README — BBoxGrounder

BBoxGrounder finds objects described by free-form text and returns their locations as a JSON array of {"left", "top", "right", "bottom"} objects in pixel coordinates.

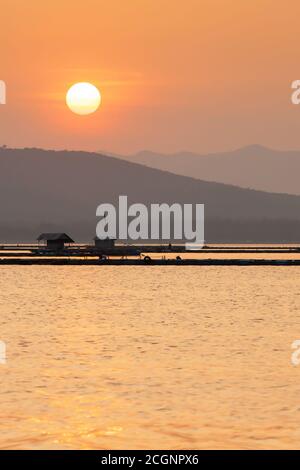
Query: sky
[{"left": 1, "top": 0, "right": 300, "bottom": 154}]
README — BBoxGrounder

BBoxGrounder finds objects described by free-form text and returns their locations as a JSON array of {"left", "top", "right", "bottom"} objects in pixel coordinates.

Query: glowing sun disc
[{"left": 66, "top": 82, "right": 101, "bottom": 115}]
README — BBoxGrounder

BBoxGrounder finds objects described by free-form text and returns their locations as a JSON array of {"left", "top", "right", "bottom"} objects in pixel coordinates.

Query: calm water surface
[{"left": 1, "top": 265, "right": 300, "bottom": 449}]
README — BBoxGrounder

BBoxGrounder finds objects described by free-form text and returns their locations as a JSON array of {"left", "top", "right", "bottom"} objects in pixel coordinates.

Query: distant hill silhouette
[
  {"left": 1, "top": 147, "right": 300, "bottom": 242},
  {"left": 117, "top": 145, "right": 300, "bottom": 195}
]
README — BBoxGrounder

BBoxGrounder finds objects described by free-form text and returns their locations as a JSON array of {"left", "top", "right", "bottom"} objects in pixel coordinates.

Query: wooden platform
[{"left": 0, "top": 258, "right": 300, "bottom": 266}]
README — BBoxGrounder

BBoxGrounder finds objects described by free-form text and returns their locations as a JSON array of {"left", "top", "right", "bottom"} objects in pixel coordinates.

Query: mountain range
[
  {"left": 116, "top": 145, "right": 300, "bottom": 196},
  {"left": 1, "top": 147, "right": 300, "bottom": 243}
]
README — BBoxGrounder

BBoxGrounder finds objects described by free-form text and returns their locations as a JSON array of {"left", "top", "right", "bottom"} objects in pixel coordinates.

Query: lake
[{"left": 0, "top": 264, "right": 300, "bottom": 449}]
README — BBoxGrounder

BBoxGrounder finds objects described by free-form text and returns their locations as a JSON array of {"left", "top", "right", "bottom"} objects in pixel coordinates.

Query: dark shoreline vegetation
[
  {"left": 1, "top": 243, "right": 300, "bottom": 266},
  {"left": 1, "top": 258, "right": 300, "bottom": 266}
]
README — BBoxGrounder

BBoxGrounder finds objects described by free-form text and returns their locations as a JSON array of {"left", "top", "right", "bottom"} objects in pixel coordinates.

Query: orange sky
[{"left": 1, "top": 0, "right": 300, "bottom": 154}]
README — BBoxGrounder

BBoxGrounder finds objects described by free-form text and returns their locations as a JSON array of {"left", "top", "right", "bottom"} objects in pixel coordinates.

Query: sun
[{"left": 66, "top": 82, "right": 101, "bottom": 115}]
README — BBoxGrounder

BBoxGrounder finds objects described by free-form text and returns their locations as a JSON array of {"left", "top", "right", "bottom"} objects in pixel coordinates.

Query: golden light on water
[{"left": 66, "top": 83, "right": 101, "bottom": 115}]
